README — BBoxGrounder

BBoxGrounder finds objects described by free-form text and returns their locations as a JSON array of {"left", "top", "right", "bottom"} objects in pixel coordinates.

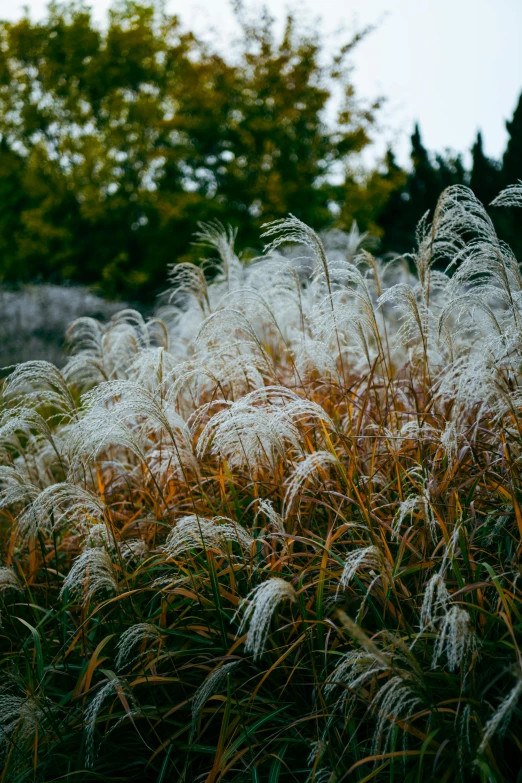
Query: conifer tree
[
  {"left": 469, "top": 131, "right": 501, "bottom": 206},
  {"left": 495, "top": 91, "right": 522, "bottom": 259},
  {"left": 502, "top": 91, "right": 522, "bottom": 184}
]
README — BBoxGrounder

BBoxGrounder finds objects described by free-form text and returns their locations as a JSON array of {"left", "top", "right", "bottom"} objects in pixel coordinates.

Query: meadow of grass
[{"left": 0, "top": 184, "right": 522, "bottom": 782}]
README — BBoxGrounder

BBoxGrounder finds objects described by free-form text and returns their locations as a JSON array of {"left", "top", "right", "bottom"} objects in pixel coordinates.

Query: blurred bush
[{"left": 0, "top": 284, "right": 124, "bottom": 367}]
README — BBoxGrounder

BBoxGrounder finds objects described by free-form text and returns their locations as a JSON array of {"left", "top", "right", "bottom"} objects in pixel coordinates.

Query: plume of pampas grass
[
  {"left": 115, "top": 623, "right": 162, "bottom": 670},
  {"left": 283, "top": 450, "right": 339, "bottom": 516},
  {"left": 60, "top": 547, "right": 117, "bottom": 605},
  {"left": 17, "top": 483, "right": 105, "bottom": 539},
  {"left": 237, "top": 577, "right": 297, "bottom": 660},
  {"left": 191, "top": 661, "right": 240, "bottom": 732},
  {"left": 196, "top": 386, "right": 332, "bottom": 471},
  {"left": 84, "top": 678, "right": 138, "bottom": 768},
  {"left": 477, "top": 676, "right": 522, "bottom": 756},
  {"left": 164, "top": 515, "right": 253, "bottom": 559},
  {"left": 0, "top": 693, "right": 44, "bottom": 753},
  {"left": 0, "top": 567, "right": 22, "bottom": 593}
]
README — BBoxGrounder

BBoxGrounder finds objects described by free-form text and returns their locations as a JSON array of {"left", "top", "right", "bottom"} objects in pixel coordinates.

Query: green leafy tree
[{"left": 0, "top": 1, "right": 378, "bottom": 299}]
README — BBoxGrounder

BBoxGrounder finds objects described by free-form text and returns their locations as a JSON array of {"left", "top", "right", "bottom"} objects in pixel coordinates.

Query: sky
[{"left": 0, "top": 0, "right": 520, "bottom": 168}]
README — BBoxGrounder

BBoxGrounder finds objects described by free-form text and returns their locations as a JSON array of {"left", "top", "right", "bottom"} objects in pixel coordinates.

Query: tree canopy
[{"left": 0, "top": 1, "right": 379, "bottom": 299}]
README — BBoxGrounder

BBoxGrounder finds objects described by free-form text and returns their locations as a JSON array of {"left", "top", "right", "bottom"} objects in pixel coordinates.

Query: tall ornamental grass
[{"left": 0, "top": 184, "right": 522, "bottom": 781}]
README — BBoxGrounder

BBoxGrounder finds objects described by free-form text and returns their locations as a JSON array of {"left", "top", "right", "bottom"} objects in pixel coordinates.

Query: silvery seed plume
[
  {"left": 195, "top": 308, "right": 265, "bottom": 357},
  {"left": 128, "top": 347, "right": 180, "bottom": 392},
  {"left": 2, "top": 361, "right": 76, "bottom": 415},
  {"left": 293, "top": 338, "right": 337, "bottom": 380},
  {"left": 237, "top": 577, "right": 297, "bottom": 660},
  {"left": 325, "top": 650, "right": 388, "bottom": 709},
  {"left": 166, "top": 261, "right": 210, "bottom": 314},
  {"left": 477, "top": 675, "right": 522, "bottom": 756},
  {"left": 439, "top": 420, "right": 459, "bottom": 470},
  {"left": 196, "top": 386, "right": 332, "bottom": 471},
  {"left": 283, "top": 451, "right": 339, "bottom": 516},
  {"left": 0, "top": 407, "right": 64, "bottom": 459},
  {"left": 0, "top": 567, "right": 23, "bottom": 593},
  {"left": 307, "top": 738, "right": 327, "bottom": 767},
  {"left": 490, "top": 181, "right": 522, "bottom": 209},
  {"left": 17, "top": 482, "right": 105, "bottom": 539},
  {"left": 164, "top": 515, "right": 254, "bottom": 559},
  {"left": 255, "top": 498, "right": 285, "bottom": 533},
  {"left": 0, "top": 466, "right": 39, "bottom": 512},
  {"left": 261, "top": 215, "right": 331, "bottom": 288},
  {"left": 194, "top": 221, "right": 242, "bottom": 290},
  {"left": 67, "top": 406, "right": 147, "bottom": 470},
  {"left": 420, "top": 572, "right": 451, "bottom": 630},
  {"left": 168, "top": 342, "right": 273, "bottom": 404},
  {"left": 63, "top": 317, "right": 110, "bottom": 389},
  {"left": 82, "top": 381, "right": 192, "bottom": 450},
  {"left": 120, "top": 538, "right": 149, "bottom": 564},
  {"left": 432, "top": 604, "right": 478, "bottom": 671},
  {"left": 339, "top": 545, "right": 385, "bottom": 591},
  {"left": 0, "top": 693, "right": 44, "bottom": 753},
  {"left": 84, "top": 677, "right": 137, "bottom": 768},
  {"left": 145, "top": 443, "right": 198, "bottom": 485},
  {"left": 370, "top": 674, "right": 422, "bottom": 756},
  {"left": 191, "top": 661, "right": 240, "bottom": 732},
  {"left": 115, "top": 622, "right": 162, "bottom": 670},
  {"left": 60, "top": 547, "right": 117, "bottom": 605},
  {"left": 392, "top": 495, "right": 420, "bottom": 537},
  {"left": 84, "top": 523, "right": 112, "bottom": 550},
  {"left": 378, "top": 283, "right": 431, "bottom": 352}
]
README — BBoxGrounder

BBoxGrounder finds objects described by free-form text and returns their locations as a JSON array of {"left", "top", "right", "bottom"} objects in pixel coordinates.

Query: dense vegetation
[
  {"left": 0, "top": 184, "right": 521, "bottom": 781},
  {"left": 0, "top": 1, "right": 521, "bottom": 300}
]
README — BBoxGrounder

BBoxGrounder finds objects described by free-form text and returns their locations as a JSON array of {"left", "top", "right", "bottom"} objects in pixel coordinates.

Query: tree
[
  {"left": 374, "top": 125, "right": 466, "bottom": 257},
  {"left": 502, "top": 91, "right": 522, "bottom": 184},
  {"left": 0, "top": 1, "right": 378, "bottom": 300},
  {"left": 494, "top": 91, "right": 522, "bottom": 259},
  {"left": 469, "top": 131, "right": 501, "bottom": 206}
]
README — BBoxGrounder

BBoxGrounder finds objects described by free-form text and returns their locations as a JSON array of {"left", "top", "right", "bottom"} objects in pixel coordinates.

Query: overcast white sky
[{"left": 0, "top": 0, "right": 520, "bottom": 167}]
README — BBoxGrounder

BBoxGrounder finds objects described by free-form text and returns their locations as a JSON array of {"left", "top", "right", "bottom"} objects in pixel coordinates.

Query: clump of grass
[{"left": 0, "top": 187, "right": 522, "bottom": 781}]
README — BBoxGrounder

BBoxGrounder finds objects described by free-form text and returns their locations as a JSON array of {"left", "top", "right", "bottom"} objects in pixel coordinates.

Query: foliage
[
  {"left": 1, "top": 185, "right": 522, "bottom": 781},
  {"left": 0, "top": 0, "right": 378, "bottom": 299}
]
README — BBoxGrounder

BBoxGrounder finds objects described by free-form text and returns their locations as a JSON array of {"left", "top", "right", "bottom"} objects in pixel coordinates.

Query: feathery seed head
[
  {"left": 237, "top": 577, "right": 297, "bottom": 660},
  {"left": 60, "top": 547, "right": 117, "bottom": 605}
]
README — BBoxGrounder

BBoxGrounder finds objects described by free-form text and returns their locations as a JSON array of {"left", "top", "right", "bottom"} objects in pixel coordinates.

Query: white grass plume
[
  {"left": 115, "top": 623, "right": 162, "bottom": 670},
  {"left": 0, "top": 693, "right": 44, "bottom": 753},
  {"left": 164, "top": 515, "right": 254, "bottom": 559},
  {"left": 0, "top": 466, "right": 39, "bottom": 512},
  {"left": 60, "top": 547, "right": 117, "bottom": 605},
  {"left": 84, "top": 677, "right": 138, "bottom": 768},
  {"left": 420, "top": 572, "right": 451, "bottom": 630},
  {"left": 2, "top": 361, "right": 76, "bottom": 415},
  {"left": 283, "top": 450, "right": 339, "bottom": 516},
  {"left": 237, "top": 577, "right": 297, "bottom": 660},
  {"left": 191, "top": 661, "right": 240, "bottom": 732},
  {"left": 196, "top": 386, "right": 332, "bottom": 471},
  {"left": 339, "top": 545, "right": 385, "bottom": 591},
  {"left": 477, "top": 675, "right": 522, "bottom": 756},
  {"left": 490, "top": 182, "right": 522, "bottom": 209},
  {"left": 255, "top": 498, "right": 285, "bottom": 533},
  {"left": 0, "top": 567, "right": 23, "bottom": 593},
  {"left": 17, "top": 483, "right": 105, "bottom": 539},
  {"left": 432, "top": 604, "right": 478, "bottom": 671}
]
